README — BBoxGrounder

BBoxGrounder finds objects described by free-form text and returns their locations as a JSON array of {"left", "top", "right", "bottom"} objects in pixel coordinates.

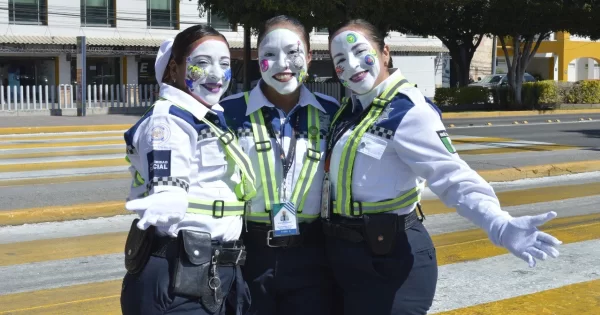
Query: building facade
[
  {"left": 0, "top": 0, "right": 448, "bottom": 97},
  {"left": 495, "top": 32, "right": 600, "bottom": 82}
]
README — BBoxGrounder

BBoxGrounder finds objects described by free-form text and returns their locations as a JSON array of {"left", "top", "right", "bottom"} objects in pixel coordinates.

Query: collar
[
  {"left": 245, "top": 80, "right": 326, "bottom": 116},
  {"left": 158, "top": 83, "right": 219, "bottom": 120},
  {"left": 353, "top": 68, "right": 404, "bottom": 111}
]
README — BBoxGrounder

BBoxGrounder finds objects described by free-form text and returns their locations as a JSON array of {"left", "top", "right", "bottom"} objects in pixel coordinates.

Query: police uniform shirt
[
  {"left": 124, "top": 83, "right": 244, "bottom": 241},
  {"left": 221, "top": 82, "right": 339, "bottom": 221},
  {"left": 329, "top": 69, "right": 512, "bottom": 245}
]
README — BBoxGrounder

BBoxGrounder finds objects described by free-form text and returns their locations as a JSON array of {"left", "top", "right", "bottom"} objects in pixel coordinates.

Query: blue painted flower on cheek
[
  {"left": 224, "top": 68, "right": 232, "bottom": 82},
  {"left": 185, "top": 78, "right": 194, "bottom": 90}
]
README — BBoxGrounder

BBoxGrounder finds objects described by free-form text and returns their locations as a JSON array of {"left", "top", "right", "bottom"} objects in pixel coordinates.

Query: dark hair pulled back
[
  {"left": 257, "top": 15, "right": 311, "bottom": 51},
  {"left": 171, "top": 24, "right": 229, "bottom": 65},
  {"left": 328, "top": 19, "right": 385, "bottom": 52}
]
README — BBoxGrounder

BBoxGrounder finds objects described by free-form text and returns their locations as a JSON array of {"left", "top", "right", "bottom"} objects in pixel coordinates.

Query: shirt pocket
[
  {"left": 199, "top": 140, "right": 228, "bottom": 167},
  {"left": 357, "top": 133, "right": 388, "bottom": 160}
]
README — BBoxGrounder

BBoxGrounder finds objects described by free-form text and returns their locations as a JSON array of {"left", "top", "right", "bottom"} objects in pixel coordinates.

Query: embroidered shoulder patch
[{"left": 436, "top": 130, "right": 456, "bottom": 154}]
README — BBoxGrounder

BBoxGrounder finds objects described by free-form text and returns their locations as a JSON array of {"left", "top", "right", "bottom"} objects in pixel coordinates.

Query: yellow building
[{"left": 496, "top": 32, "right": 600, "bottom": 82}]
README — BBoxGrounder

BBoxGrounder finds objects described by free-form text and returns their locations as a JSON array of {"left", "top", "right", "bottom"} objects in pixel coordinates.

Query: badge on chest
[{"left": 270, "top": 201, "right": 300, "bottom": 237}]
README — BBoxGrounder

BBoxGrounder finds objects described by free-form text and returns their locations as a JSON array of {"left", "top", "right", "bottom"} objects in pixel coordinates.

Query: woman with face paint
[
  {"left": 220, "top": 15, "right": 341, "bottom": 315},
  {"left": 120, "top": 25, "right": 255, "bottom": 315},
  {"left": 322, "top": 19, "right": 563, "bottom": 315}
]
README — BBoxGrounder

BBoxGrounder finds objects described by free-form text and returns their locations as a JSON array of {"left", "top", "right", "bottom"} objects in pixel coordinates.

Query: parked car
[{"left": 469, "top": 73, "right": 537, "bottom": 88}]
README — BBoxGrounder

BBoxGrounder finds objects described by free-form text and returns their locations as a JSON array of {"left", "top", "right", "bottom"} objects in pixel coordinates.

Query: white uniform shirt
[
  {"left": 124, "top": 83, "right": 243, "bottom": 241},
  {"left": 329, "top": 70, "right": 512, "bottom": 245},
  {"left": 220, "top": 83, "right": 340, "bottom": 221}
]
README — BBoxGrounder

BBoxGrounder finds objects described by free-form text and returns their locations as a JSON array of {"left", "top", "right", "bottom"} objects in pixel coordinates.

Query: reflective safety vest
[
  {"left": 126, "top": 101, "right": 257, "bottom": 218},
  {"left": 329, "top": 76, "right": 421, "bottom": 217},
  {"left": 243, "top": 92, "right": 323, "bottom": 222}
]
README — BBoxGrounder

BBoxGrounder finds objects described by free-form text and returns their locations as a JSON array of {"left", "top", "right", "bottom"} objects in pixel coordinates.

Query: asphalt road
[
  {"left": 448, "top": 119, "right": 600, "bottom": 147},
  {"left": 443, "top": 113, "right": 600, "bottom": 128}
]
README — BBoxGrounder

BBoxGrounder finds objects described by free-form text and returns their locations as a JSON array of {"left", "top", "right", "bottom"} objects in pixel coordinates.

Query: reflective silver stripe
[
  {"left": 247, "top": 213, "right": 319, "bottom": 223},
  {"left": 247, "top": 92, "right": 279, "bottom": 211},
  {"left": 332, "top": 187, "right": 420, "bottom": 215},
  {"left": 335, "top": 77, "right": 412, "bottom": 217},
  {"left": 187, "top": 199, "right": 247, "bottom": 217}
]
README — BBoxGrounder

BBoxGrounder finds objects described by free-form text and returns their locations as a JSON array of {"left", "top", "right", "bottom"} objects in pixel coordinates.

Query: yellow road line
[
  {"left": 0, "top": 158, "right": 126, "bottom": 173},
  {"left": 451, "top": 137, "right": 517, "bottom": 143},
  {"left": 422, "top": 181, "right": 600, "bottom": 216},
  {"left": 459, "top": 144, "right": 578, "bottom": 155},
  {"left": 436, "top": 279, "right": 600, "bottom": 315},
  {"left": 477, "top": 160, "right": 600, "bottom": 182},
  {"left": 434, "top": 213, "right": 600, "bottom": 266},
  {"left": 0, "top": 280, "right": 121, "bottom": 314},
  {"left": 0, "top": 139, "right": 122, "bottom": 149},
  {"left": 0, "top": 201, "right": 127, "bottom": 226},
  {"left": 0, "top": 124, "right": 131, "bottom": 135},
  {"left": 0, "top": 132, "right": 123, "bottom": 142},
  {"left": 0, "top": 148, "right": 123, "bottom": 160},
  {"left": 0, "top": 231, "right": 128, "bottom": 266},
  {"left": 442, "top": 108, "right": 600, "bottom": 119},
  {"left": 0, "top": 172, "right": 130, "bottom": 188}
]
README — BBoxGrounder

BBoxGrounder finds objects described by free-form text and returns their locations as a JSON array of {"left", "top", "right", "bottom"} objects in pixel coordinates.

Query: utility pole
[{"left": 491, "top": 35, "right": 497, "bottom": 75}]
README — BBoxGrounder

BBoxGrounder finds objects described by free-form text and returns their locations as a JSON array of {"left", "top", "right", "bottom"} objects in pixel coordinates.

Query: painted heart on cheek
[
  {"left": 260, "top": 59, "right": 269, "bottom": 72},
  {"left": 335, "top": 65, "right": 345, "bottom": 76}
]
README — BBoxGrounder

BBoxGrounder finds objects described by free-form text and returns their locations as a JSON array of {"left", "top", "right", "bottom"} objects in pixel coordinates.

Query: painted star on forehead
[{"left": 376, "top": 106, "right": 394, "bottom": 124}]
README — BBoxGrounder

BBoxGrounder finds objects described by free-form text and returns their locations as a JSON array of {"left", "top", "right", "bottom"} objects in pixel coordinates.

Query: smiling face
[
  {"left": 184, "top": 39, "right": 231, "bottom": 106},
  {"left": 330, "top": 30, "right": 382, "bottom": 95},
  {"left": 258, "top": 28, "right": 309, "bottom": 95}
]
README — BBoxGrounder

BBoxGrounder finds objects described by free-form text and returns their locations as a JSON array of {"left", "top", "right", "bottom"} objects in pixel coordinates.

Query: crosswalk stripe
[
  {"left": 0, "top": 139, "right": 123, "bottom": 150},
  {"left": 0, "top": 201, "right": 126, "bottom": 226},
  {"left": 422, "top": 181, "right": 600, "bottom": 215},
  {"left": 0, "top": 173, "right": 130, "bottom": 188},
  {"left": 0, "top": 125, "right": 130, "bottom": 135},
  {"left": 434, "top": 279, "right": 600, "bottom": 314},
  {"left": 2, "top": 213, "right": 597, "bottom": 267},
  {"left": 0, "top": 232, "right": 126, "bottom": 266},
  {"left": 0, "top": 148, "right": 124, "bottom": 160},
  {"left": 0, "top": 280, "right": 121, "bottom": 314},
  {"left": 0, "top": 131, "right": 123, "bottom": 141},
  {"left": 0, "top": 158, "right": 126, "bottom": 173}
]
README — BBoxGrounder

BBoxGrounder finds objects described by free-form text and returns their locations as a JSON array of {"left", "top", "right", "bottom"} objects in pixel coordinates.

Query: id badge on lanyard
[{"left": 267, "top": 109, "right": 300, "bottom": 237}]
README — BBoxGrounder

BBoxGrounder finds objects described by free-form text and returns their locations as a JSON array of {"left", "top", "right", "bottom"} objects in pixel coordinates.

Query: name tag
[{"left": 271, "top": 202, "right": 300, "bottom": 237}]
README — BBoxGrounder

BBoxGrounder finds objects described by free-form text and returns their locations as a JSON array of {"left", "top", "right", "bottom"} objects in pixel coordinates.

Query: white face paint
[
  {"left": 185, "top": 40, "right": 231, "bottom": 106},
  {"left": 258, "top": 28, "right": 308, "bottom": 95},
  {"left": 330, "top": 30, "right": 381, "bottom": 95}
]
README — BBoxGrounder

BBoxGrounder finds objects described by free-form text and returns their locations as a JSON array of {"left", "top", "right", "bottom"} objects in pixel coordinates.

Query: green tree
[
  {"left": 389, "top": 0, "right": 489, "bottom": 87},
  {"left": 487, "top": 0, "right": 583, "bottom": 106}
]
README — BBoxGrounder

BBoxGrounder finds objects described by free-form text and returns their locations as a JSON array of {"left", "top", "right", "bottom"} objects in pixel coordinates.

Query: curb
[
  {"left": 2, "top": 160, "right": 600, "bottom": 226},
  {"left": 0, "top": 124, "right": 132, "bottom": 135},
  {"left": 477, "top": 160, "right": 600, "bottom": 182},
  {"left": 443, "top": 109, "right": 600, "bottom": 119}
]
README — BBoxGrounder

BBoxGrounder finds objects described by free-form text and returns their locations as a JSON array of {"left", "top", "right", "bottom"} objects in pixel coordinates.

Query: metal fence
[{"left": 0, "top": 82, "right": 343, "bottom": 112}]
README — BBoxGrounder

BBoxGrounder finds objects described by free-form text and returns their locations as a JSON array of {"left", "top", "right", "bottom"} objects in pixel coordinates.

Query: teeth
[{"left": 275, "top": 74, "right": 293, "bottom": 80}]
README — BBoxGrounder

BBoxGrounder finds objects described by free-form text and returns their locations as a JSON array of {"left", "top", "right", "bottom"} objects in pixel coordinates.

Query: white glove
[
  {"left": 498, "top": 211, "right": 562, "bottom": 268},
  {"left": 125, "top": 190, "right": 189, "bottom": 230}
]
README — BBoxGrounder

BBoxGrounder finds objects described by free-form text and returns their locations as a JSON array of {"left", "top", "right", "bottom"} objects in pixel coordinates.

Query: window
[
  {"left": 315, "top": 27, "right": 328, "bottom": 34},
  {"left": 8, "top": 0, "right": 47, "bottom": 25},
  {"left": 209, "top": 10, "right": 232, "bottom": 31},
  {"left": 81, "top": 0, "right": 115, "bottom": 27},
  {"left": 147, "top": 0, "right": 178, "bottom": 29}
]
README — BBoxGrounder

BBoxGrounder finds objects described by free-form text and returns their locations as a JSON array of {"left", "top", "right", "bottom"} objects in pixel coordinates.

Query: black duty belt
[
  {"left": 151, "top": 234, "right": 246, "bottom": 265},
  {"left": 322, "top": 210, "right": 422, "bottom": 243},
  {"left": 244, "top": 220, "right": 322, "bottom": 248}
]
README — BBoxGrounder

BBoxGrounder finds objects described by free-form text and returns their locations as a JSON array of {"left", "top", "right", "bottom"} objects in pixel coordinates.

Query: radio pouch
[
  {"left": 363, "top": 213, "right": 398, "bottom": 256},
  {"left": 124, "top": 218, "right": 155, "bottom": 274}
]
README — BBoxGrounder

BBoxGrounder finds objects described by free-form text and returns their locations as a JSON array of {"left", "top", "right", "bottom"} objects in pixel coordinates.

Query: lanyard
[{"left": 262, "top": 107, "right": 300, "bottom": 180}]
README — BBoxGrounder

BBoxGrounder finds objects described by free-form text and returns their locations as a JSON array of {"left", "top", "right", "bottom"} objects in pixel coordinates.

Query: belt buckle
[{"left": 266, "top": 230, "right": 285, "bottom": 248}]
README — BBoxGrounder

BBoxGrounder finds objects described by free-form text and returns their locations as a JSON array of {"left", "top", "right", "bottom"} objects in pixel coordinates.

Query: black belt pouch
[
  {"left": 171, "top": 230, "right": 213, "bottom": 298},
  {"left": 363, "top": 213, "right": 398, "bottom": 256},
  {"left": 124, "top": 218, "right": 155, "bottom": 274}
]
